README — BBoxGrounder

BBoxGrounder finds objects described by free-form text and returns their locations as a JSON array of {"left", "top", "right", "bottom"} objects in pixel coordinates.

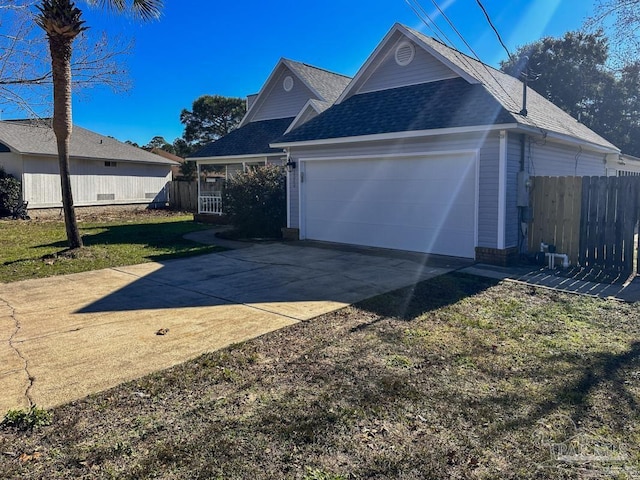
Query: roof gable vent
[
  {"left": 395, "top": 41, "right": 415, "bottom": 66},
  {"left": 283, "top": 75, "right": 294, "bottom": 92}
]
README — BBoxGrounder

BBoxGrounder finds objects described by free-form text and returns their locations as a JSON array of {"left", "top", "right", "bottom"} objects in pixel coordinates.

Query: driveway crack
[{"left": 1, "top": 296, "right": 34, "bottom": 408}]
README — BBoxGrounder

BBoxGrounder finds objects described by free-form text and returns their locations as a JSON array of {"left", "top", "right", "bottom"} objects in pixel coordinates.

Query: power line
[
  {"left": 475, "top": 0, "right": 512, "bottom": 62},
  {"left": 419, "top": 0, "right": 522, "bottom": 110}
]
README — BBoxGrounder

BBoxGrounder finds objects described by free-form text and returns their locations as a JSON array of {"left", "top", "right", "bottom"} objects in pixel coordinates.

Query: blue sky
[{"left": 71, "top": 0, "right": 597, "bottom": 146}]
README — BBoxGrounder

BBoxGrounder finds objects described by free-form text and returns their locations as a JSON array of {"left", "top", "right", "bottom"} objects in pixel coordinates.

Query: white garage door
[{"left": 301, "top": 154, "right": 477, "bottom": 258}]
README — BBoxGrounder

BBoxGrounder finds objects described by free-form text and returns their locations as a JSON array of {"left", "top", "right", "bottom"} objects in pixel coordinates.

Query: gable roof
[
  {"left": 285, "top": 59, "right": 352, "bottom": 105},
  {"left": 274, "top": 79, "right": 514, "bottom": 144},
  {"left": 189, "top": 117, "right": 294, "bottom": 159},
  {"left": 240, "top": 58, "right": 351, "bottom": 127},
  {"left": 0, "top": 119, "right": 178, "bottom": 165},
  {"left": 401, "top": 25, "right": 617, "bottom": 151},
  {"left": 277, "top": 23, "right": 617, "bottom": 152}
]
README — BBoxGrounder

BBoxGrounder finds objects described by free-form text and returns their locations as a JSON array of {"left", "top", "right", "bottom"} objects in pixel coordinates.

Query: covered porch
[{"left": 196, "top": 155, "right": 283, "bottom": 215}]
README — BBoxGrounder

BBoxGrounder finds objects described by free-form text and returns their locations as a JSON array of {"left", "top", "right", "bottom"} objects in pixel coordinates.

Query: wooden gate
[{"left": 528, "top": 176, "right": 640, "bottom": 274}]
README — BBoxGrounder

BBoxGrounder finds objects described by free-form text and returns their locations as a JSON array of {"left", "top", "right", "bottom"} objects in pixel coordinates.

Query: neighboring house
[
  {"left": 187, "top": 58, "right": 351, "bottom": 215},
  {"left": 150, "top": 147, "right": 185, "bottom": 179},
  {"left": 0, "top": 119, "right": 177, "bottom": 210},
  {"left": 269, "top": 23, "right": 638, "bottom": 264}
]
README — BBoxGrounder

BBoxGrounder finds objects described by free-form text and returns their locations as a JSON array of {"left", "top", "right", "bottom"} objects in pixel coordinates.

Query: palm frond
[{"left": 84, "top": 0, "right": 162, "bottom": 20}]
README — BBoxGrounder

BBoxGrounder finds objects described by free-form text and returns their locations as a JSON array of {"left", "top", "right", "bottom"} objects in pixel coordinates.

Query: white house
[
  {"left": 271, "top": 23, "right": 639, "bottom": 265},
  {"left": 187, "top": 58, "right": 351, "bottom": 215},
  {"left": 0, "top": 119, "right": 177, "bottom": 209}
]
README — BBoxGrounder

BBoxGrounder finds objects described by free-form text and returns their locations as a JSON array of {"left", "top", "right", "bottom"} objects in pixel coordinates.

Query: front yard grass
[
  {"left": 0, "top": 212, "right": 222, "bottom": 283},
  {"left": 1, "top": 273, "right": 639, "bottom": 479}
]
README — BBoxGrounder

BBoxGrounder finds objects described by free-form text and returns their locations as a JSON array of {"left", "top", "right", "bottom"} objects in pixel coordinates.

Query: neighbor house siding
[
  {"left": 357, "top": 39, "right": 458, "bottom": 95},
  {"left": 528, "top": 141, "right": 606, "bottom": 177},
  {"left": 287, "top": 131, "right": 502, "bottom": 250},
  {"left": 0, "top": 152, "right": 23, "bottom": 179},
  {"left": 22, "top": 155, "right": 171, "bottom": 208},
  {"left": 252, "top": 67, "right": 318, "bottom": 122}
]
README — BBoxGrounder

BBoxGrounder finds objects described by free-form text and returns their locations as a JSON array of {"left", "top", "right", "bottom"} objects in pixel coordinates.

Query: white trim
[
  {"left": 192, "top": 153, "right": 283, "bottom": 164},
  {"left": 298, "top": 149, "right": 478, "bottom": 163},
  {"left": 516, "top": 125, "right": 619, "bottom": 155},
  {"left": 395, "top": 41, "right": 415, "bottom": 66},
  {"left": 272, "top": 124, "right": 518, "bottom": 148},
  {"left": 336, "top": 23, "right": 478, "bottom": 104},
  {"left": 283, "top": 75, "right": 294, "bottom": 92},
  {"left": 196, "top": 162, "right": 201, "bottom": 214},
  {"left": 283, "top": 100, "right": 324, "bottom": 135},
  {"left": 297, "top": 149, "right": 480, "bottom": 258},
  {"left": 497, "top": 130, "right": 507, "bottom": 250}
]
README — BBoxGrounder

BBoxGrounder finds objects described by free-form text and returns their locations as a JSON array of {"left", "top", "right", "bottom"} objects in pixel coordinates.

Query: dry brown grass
[{"left": 1, "top": 273, "right": 639, "bottom": 479}]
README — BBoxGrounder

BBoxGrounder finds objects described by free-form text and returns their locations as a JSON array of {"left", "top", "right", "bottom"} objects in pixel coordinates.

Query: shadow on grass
[{"left": 352, "top": 272, "right": 500, "bottom": 329}]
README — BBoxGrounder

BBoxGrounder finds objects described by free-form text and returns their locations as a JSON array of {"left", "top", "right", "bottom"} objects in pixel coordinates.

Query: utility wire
[
  {"left": 475, "top": 0, "right": 513, "bottom": 62},
  {"left": 419, "top": 0, "right": 521, "bottom": 110}
]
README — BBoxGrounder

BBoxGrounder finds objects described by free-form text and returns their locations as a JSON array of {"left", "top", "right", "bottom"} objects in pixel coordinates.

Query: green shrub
[
  {"left": 1, "top": 406, "right": 52, "bottom": 431},
  {"left": 0, "top": 167, "right": 21, "bottom": 215},
  {"left": 223, "top": 164, "right": 286, "bottom": 238}
]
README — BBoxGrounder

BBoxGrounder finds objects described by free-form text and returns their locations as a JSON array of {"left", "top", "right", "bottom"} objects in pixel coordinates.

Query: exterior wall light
[{"left": 285, "top": 160, "right": 297, "bottom": 172}]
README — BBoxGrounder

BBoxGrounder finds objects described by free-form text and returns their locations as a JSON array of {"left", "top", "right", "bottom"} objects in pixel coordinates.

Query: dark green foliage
[
  {"left": 178, "top": 160, "right": 197, "bottom": 180},
  {"left": 0, "top": 167, "right": 21, "bottom": 215},
  {"left": 180, "top": 95, "right": 246, "bottom": 148},
  {"left": 501, "top": 30, "right": 640, "bottom": 156},
  {"left": 1, "top": 406, "right": 52, "bottom": 431},
  {"left": 223, "top": 164, "right": 286, "bottom": 238}
]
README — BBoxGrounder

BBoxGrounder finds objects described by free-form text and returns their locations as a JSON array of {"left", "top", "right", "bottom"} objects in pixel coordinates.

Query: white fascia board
[
  {"left": 271, "top": 123, "right": 519, "bottom": 149},
  {"left": 516, "top": 125, "right": 620, "bottom": 155},
  {"left": 283, "top": 100, "right": 322, "bottom": 135},
  {"left": 335, "top": 24, "right": 402, "bottom": 104},
  {"left": 194, "top": 153, "right": 284, "bottom": 164},
  {"left": 335, "top": 23, "right": 477, "bottom": 105}
]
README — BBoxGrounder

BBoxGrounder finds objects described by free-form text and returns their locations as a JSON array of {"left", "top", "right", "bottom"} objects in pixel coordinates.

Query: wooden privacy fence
[
  {"left": 528, "top": 176, "right": 640, "bottom": 274},
  {"left": 169, "top": 181, "right": 197, "bottom": 212}
]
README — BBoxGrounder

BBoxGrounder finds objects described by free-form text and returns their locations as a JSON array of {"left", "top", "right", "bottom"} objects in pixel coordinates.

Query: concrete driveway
[{"left": 0, "top": 243, "right": 467, "bottom": 412}]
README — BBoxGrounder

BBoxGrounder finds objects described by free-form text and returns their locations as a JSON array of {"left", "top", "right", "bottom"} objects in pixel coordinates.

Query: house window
[{"left": 104, "top": 161, "right": 117, "bottom": 167}]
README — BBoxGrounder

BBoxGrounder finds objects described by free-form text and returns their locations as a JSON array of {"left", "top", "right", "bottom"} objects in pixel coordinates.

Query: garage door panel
[{"left": 302, "top": 155, "right": 477, "bottom": 258}]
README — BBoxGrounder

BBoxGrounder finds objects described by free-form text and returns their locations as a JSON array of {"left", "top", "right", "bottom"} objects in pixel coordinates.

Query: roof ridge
[{"left": 283, "top": 58, "right": 352, "bottom": 79}]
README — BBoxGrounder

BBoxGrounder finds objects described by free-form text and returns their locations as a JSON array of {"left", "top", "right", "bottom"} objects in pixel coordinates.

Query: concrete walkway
[{"left": 0, "top": 243, "right": 463, "bottom": 413}]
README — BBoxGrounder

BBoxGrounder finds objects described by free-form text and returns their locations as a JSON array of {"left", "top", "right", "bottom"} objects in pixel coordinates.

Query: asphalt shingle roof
[
  {"left": 406, "top": 27, "right": 617, "bottom": 150},
  {"left": 0, "top": 119, "right": 177, "bottom": 164},
  {"left": 274, "top": 78, "right": 514, "bottom": 143},
  {"left": 190, "top": 117, "right": 295, "bottom": 158},
  {"left": 285, "top": 60, "right": 352, "bottom": 104}
]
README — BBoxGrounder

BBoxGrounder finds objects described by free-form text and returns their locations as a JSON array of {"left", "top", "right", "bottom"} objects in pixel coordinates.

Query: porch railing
[{"left": 199, "top": 194, "right": 223, "bottom": 215}]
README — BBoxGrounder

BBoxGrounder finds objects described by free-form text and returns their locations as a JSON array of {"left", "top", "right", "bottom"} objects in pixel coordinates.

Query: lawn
[
  {"left": 0, "top": 211, "right": 223, "bottom": 283},
  {"left": 1, "top": 273, "right": 639, "bottom": 479}
]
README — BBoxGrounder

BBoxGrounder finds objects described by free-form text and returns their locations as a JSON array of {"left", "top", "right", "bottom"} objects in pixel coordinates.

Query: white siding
[
  {"left": 529, "top": 141, "right": 606, "bottom": 177},
  {"left": 252, "top": 66, "right": 318, "bottom": 122},
  {"left": 288, "top": 131, "right": 502, "bottom": 249},
  {"left": 22, "top": 155, "right": 171, "bottom": 208},
  {"left": 357, "top": 40, "right": 458, "bottom": 94}
]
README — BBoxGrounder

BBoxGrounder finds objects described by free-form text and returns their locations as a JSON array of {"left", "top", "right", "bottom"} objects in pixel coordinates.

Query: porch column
[{"left": 196, "top": 161, "right": 201, "bottom": 214}]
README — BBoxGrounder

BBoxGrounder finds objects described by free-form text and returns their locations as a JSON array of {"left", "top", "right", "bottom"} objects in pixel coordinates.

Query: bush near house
[
  {"left": 223, "top": 164, "right": 286, "bottom": 238},
  {"left": 0, "top": 167, "right": 21, "bottom": 216}
]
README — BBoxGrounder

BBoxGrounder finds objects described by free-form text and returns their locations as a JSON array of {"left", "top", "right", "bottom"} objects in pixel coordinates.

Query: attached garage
[{"left": 299, "top": 152, "right": 478, "bottom": 258}]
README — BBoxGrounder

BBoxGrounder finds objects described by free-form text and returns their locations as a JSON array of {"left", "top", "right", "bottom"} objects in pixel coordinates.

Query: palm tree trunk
[{"left": 48, "top": 32, "right": 83, "bottom": 249}]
